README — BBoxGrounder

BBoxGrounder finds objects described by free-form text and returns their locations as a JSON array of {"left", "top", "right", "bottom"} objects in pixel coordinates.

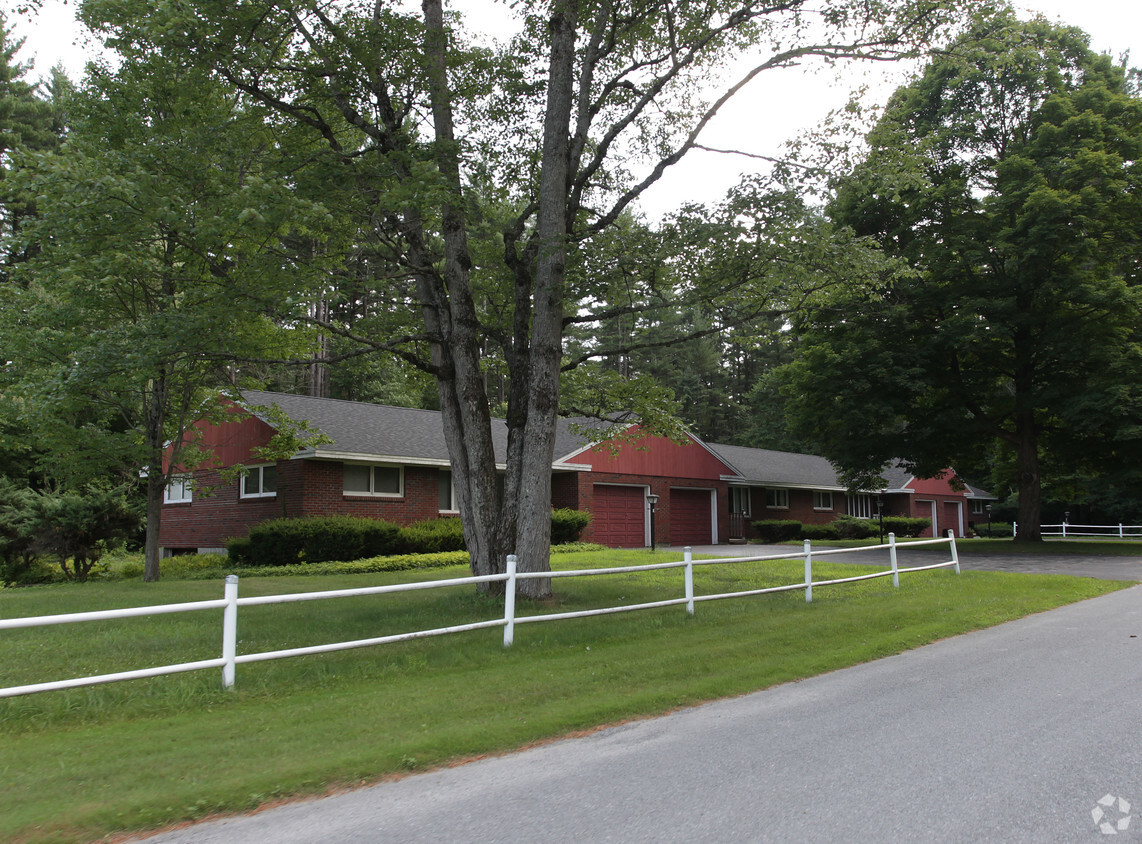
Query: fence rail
[
  {"left": 1, "top": 532, "right": 959, "bottom": 698},
  {"left": 1014, "top": 522, "right": 1142, "bottom": 539}
]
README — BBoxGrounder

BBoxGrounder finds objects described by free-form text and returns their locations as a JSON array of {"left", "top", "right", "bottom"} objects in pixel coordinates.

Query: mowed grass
[{"left": 0, "top": 548, "right": 1130, "bottom": 843}]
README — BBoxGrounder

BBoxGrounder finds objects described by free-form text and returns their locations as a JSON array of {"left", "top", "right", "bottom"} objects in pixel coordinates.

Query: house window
[
  {"left": 813, "top": 491, "right": 833, "bottom": 511},
  {"left": 847, "top": 493, "right": 873, "bottom": 519},
  {"left": 765, "top": 488, "right": 789, "bottom": 509},
  {"left": 971, "top": 500, "right": 985, "bottom": 515},
  {"left": 241, "top": 464, "right": 277, "bottom": 498},
  {"left": 439, "top": 469, "right": 457, "bottom": 512},
  {"left": 729, "top": 487, "right": 751, "bottom": 516},
  {"left": 165, "top": 475, "right": 193, "bottom": 504},
  {"left": 343, "top": 463, "right": 403, "bottom": 497}
]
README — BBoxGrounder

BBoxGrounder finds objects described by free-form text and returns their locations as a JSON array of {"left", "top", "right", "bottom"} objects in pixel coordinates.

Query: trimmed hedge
[
  {"left": 751, "top": 519, "right": 802, "bottom": 543},
  {"left": 399, "top": 518, "right": 465, "bottom": 553},
  {"left": 800, "top": 523, "right": 839, "bottom": 541},
  {"left": 973, "top": 521, "right": 1014, "bottom": 538},
  {"left": 227, "top": 509, "right": 595, "bottom": 567},
  {"left": 228, "top": 516, "right": 404, "bottom": 567},
  {"left": 880, "top": 516, "right": 931, "bottom": 538}
]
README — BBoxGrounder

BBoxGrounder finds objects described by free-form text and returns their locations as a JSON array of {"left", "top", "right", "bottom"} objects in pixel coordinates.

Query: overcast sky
[{"left": 13, "top": 0, "right": 1142, "bottom": 215}]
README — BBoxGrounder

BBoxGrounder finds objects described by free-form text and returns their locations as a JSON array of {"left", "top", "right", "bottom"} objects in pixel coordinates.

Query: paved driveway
[{"left": 681, "top": 543, "right": 1142, "bottom": 581}]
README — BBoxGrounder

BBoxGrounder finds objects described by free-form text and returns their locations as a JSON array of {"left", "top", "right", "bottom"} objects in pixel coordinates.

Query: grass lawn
[{"left": 0, "top": 548, "right": 1131, "bottom": 843}]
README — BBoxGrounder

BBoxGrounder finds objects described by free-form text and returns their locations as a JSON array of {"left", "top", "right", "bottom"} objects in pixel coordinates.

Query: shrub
[
  {"left": 226, "top": 537, "right": 253, "bottom": 565},
  {"left": 0, "top": 479, "right": 41, "bottom": 586},
  {"left": 831, "top": 515, "right": 877, "bottom": 539},
  {"left": 242, "top": 516, "right": 403, "bottom": 566},
  {"left": 800, "top": 523, "right": 839, "bottom": 541},
  {"left": 752, "top": 519, "right": 802, "bottom": 543},
  {"left": 29, "top": 486, "right": 140, "bottom": 582},
  {"left": 881, "top": 517, "right": 931, "bottom": 538},
  {"left": 551, "top": 509, "right": 592, "bottom": 544},
  {"left": 398, "top": 518, "right": 466, "bottom": 553},
  {"left": 973, "top": 521, "right": 1013, "bottom": 538}
]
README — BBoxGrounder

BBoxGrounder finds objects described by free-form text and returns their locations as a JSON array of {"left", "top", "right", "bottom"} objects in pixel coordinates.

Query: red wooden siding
[{"left": 575, "top": 427, "right": 732, "bottom": 480}]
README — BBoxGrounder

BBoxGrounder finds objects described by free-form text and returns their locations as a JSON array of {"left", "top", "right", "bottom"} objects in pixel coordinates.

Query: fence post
[
  {"left": 889, "top": 532, "right": 899, "bottom": 588},
  {"left": 803, "top": 539, "right": 812, "bottom": 603},
  {"left": 1120, "top": 524, "right": 1125, "bottom": 539},
  {"left": 1061, "top": 520, "right": 1068, "bottom": 538},
  {"left": 1013, "top": 521, "right": 1018, "bottom": 538},
  {"left": 222, "top": 575, "right": 238, "bottom": 690},
  {"left": 684, "top": 546, "right": 694, "bottom": 616},
  {"left": 948, "top": 530, "right": 960, "bottom": 574},
  {"left": 503, "top": 554, "right": 517, "bottom": 647}
]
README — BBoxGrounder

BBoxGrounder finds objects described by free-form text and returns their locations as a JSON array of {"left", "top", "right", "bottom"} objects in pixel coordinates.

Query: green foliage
[
  {"left": 972, "top": 522, "right": 1014, "bottom": 538},
  {"left": 205, "top": 551, "right": 470, "bottom": 579},
  {"left": 785, "top": 12, "right": 1142, "bottom": 535},
  {"left": 240, "top": 517, "right": 405, "bottom": 567},
  {"left": 881, "top": 517, "right": 930, "bottom": 538},
  {"left": 28, "top": 486, "right": 141, "bottom": 582},
  {"left": 398, "top": 518, "right": 466, "bottom": 554},
  {"left": 0, "top": 478, "right": 40, "bottom": 585},
  {"left": 751, "top": 519, "right": 803, "bottom": 543},
  {"left": 550, "top": 509, "right": 592, "bottom": 545},
  {"left": 831, "top": 516, "right": 878, "bottom": 540},
  {"left": 800, "top": 523, "right": 840, "bottom": 541}
]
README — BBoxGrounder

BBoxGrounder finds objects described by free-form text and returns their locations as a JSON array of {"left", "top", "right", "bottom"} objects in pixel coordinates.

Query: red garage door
[
  {"left": 670, "top": 488, "right": 712, "bottom": 546},
  {"left": 592, "top": 485, "right": 646, "bottom": 548}
]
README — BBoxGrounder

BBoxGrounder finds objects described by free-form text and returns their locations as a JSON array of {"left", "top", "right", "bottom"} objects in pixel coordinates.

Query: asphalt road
[{"left": 140, "top": 573, "right": 1142, "bottom": 843}]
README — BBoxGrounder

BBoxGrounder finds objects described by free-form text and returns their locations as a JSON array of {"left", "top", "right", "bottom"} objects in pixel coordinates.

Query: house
[{"left": 159, "top": 391, "right": 992, "bottom": 555}]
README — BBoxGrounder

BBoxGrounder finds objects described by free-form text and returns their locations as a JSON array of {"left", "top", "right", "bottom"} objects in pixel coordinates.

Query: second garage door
[{"left": 670, "top": 488, "right": 713, "bottom": 546}]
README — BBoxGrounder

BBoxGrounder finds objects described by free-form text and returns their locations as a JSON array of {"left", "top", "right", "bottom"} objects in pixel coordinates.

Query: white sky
[{"left": 12, "top": 0, "right": 1142, "bottom": 215}]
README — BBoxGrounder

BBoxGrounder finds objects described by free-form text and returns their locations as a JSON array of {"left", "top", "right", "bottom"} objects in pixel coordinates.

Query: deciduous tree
[{"left": 784, "top": 11, "right": 1142, "bottom": 540}]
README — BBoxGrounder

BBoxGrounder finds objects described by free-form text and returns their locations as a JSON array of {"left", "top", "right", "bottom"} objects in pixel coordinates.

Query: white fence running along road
[
  {"left": 1014, "top": 522, "right": 1142, "bottom": 539},
  {"left": 0, "top": 533, "right": 961, "bottom": 698}
]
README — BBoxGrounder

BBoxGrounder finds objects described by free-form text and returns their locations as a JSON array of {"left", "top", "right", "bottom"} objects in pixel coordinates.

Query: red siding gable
[
  {"left": 165, "top": 403, "right": 275, "bottom": 472},
  {"left": 571, "top": 427, "right": 734, "bottom": 481},
  {"left": 905, "top": 471, "right": 967, "bottom": 498}
]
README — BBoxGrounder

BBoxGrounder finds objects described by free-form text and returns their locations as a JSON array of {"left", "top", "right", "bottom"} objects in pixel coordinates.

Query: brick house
[{"left": 159, "top": 391, "right": 992, "bottom": 554}]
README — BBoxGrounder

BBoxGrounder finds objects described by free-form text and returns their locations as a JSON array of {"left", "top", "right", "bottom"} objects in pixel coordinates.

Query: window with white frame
[
  {"left": 343, "top": 463, "right": 403, "bottom": 497},
  {"left": 847, "top": 493, "right": 873, "bottom": 519},
  {"left": 729, "top": 487, "right": 751, "bottom": 516},
  {"left": 971, "top": 500, "right": 985, "bottom": 515},
  {"left": 813, "top": 491, "right": 833, "bottom": 511},
  {"left": 241, "top": 464, "right": 278, "bottom": 498},
  {"left": 164, "top": 475, "right": 193, "bottom": 504},
  {"left": 765, "top": 488, "right": 789, "bottom": 509},
  {"left": 438, "top": 469, "right": 457, "bottom": 512}
]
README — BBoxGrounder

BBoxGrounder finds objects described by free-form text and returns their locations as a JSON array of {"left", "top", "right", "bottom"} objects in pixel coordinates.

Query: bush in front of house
[
  {"left": 398, "top": 517, "right": 466, "bottom": 553},
  {"left": 881, "top": 517, "right": 931, "bottom": 538},
  {"left": 551, "top": 508, "right": 593, "bottom": 545},
  {"left": 237, "top": 516, "right": 404, "bottom": 566},
  {"left": 830, "top": 515, "right": 878, "bottom": 539},
  {"left": 752, "top": 519, "right": 803, "bottom": 543},
  {"left": 227, "top": 509, "right": 595, "bottom": 566},
  {"left": 800, "top": 523, "right": 839, "bottom": 541}
]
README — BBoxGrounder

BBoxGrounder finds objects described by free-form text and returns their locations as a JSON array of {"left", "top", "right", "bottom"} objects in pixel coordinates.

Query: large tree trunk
[
  {"left": 510, "top": 0, "right": 579, "bottom": 599},
  {"left": 142, "top": 376, "right": 168, "bottom": 582},
  {"left": 1013, "top": 410, "right": 1043, "bottom": 543}
]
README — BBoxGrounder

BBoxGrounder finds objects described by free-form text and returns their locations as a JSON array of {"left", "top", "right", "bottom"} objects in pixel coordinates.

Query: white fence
[
  {"left": 1014, "top": 522, "right": 1142, "bottom": 539},
  {"left": 0, "top": 533, "right": 960, "bottom": 698}
]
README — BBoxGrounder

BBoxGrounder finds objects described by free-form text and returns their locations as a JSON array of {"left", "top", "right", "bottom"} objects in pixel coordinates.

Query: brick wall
[{"left": 159, "top": 459, "right": 452, "bottom": 553}]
